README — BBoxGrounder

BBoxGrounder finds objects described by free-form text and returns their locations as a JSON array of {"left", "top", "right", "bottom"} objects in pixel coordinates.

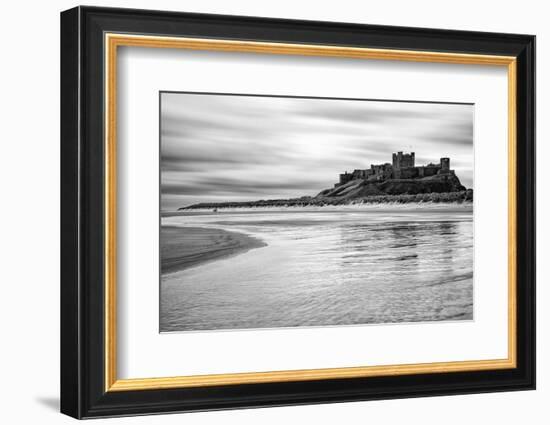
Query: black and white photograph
[
  {"left": 160, "top": 92, "right": 474, "bottom": 332},
  {"left": 54, "top": 4, "right": 537, "bottom": 421}
]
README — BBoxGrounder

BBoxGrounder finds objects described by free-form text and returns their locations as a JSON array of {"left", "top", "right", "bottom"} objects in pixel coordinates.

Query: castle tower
[
  {"left": 440, "top": 157, "right": 450, "bottom": 173},
  {"left": 392, "top": 151, "right": 415, "bottom": 169}
]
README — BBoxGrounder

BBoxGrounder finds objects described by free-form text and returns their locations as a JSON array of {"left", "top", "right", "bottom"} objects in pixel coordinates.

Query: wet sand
[
  {"left": 161, "top": 209, "right": 473, "bottom": 331},
  {"left": 161, "top": 226, "right": 267, "bottom": 274}
]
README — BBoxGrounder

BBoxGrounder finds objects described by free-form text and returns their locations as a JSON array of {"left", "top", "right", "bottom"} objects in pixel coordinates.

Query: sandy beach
[
  {"left": 161, "top": 226, "right": 267, "bottom": 274},
  {"left": 160, "top": 208, "right": 473, "bottom": 331}
]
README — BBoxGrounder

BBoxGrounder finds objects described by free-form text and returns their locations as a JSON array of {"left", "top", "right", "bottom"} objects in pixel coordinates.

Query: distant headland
[{"left": 179, "top": 151, "right": 473, "bottom": 210}]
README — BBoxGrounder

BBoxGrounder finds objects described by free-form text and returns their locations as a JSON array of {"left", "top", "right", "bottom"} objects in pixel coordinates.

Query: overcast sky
[{"left": 161, "top": 92, "right": 473, "bottom": 210}]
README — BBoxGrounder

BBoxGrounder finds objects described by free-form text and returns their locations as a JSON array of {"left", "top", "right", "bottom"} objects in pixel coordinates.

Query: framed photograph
[{"left": 60, "top": 6, "right": 535, "bottom": 419}]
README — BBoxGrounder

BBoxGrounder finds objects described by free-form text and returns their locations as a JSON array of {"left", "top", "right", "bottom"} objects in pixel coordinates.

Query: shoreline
[
  {"left": 164, "top": 202, "right": 472, "bottom": 217},
  {"left": 161, "top": 226, "right": 267, "bottom": 275},
  {"left": 179, "top": 191, "right": 473, "bottom": 211}
]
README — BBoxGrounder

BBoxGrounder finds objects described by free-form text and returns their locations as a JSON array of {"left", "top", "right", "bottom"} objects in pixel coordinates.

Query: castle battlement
[{"left": 336, "top": 152, "right": 455, "bottom": 187}]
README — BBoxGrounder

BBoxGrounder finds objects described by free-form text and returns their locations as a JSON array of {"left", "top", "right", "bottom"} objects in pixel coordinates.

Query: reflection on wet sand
[{"left": 160, "top": 208, "right": 473, "bottom": 332}]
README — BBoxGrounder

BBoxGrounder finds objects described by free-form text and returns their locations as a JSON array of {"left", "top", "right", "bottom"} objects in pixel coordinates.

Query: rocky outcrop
[{"left": 317, "top": 173, "right": 466, "bottom": 201}]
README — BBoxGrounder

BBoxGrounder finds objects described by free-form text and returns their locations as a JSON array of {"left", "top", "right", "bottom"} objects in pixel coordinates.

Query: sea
[{"left": 160, "top": 204, "right": 473, "bottom": 332}]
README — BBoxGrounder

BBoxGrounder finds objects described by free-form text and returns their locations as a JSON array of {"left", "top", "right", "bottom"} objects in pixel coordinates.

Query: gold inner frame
[{"left": 104, "top": 33, "right": 517, "bottom": 392}]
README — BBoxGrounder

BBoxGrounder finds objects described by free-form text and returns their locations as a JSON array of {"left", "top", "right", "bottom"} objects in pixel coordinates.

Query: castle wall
[
  {"left": 371, "top": 163, "right": 393, "bottom": 180},
  {"left": 419, "top": 166, "right": 440, "bottom": 177},
  {"left": 352, "top": 169, "right": 372, "bottom": 179},
  {"left": 339, "top": 172, "right": 353, "bottom": 185},
  {"left": 395, "top": 167, "right": 418, "bottom": 179}
]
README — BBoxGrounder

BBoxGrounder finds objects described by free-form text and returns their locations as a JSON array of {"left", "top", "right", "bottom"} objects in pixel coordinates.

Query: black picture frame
[{"left": 61, "top": 5, "right": 535, "bottom": 419}]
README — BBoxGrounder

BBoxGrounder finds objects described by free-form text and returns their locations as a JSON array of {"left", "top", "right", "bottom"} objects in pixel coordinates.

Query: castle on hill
[
  {"left": 181, "top": 150, "right": 470, "bottom": 210},
  {"left": 335, "top": 152, "right": 455, "bottom": 187}
]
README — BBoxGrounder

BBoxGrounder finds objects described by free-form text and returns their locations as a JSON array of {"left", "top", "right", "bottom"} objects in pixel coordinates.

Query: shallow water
[{"left": 160, "top": 206, "right": 473, "bottom": 332}]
